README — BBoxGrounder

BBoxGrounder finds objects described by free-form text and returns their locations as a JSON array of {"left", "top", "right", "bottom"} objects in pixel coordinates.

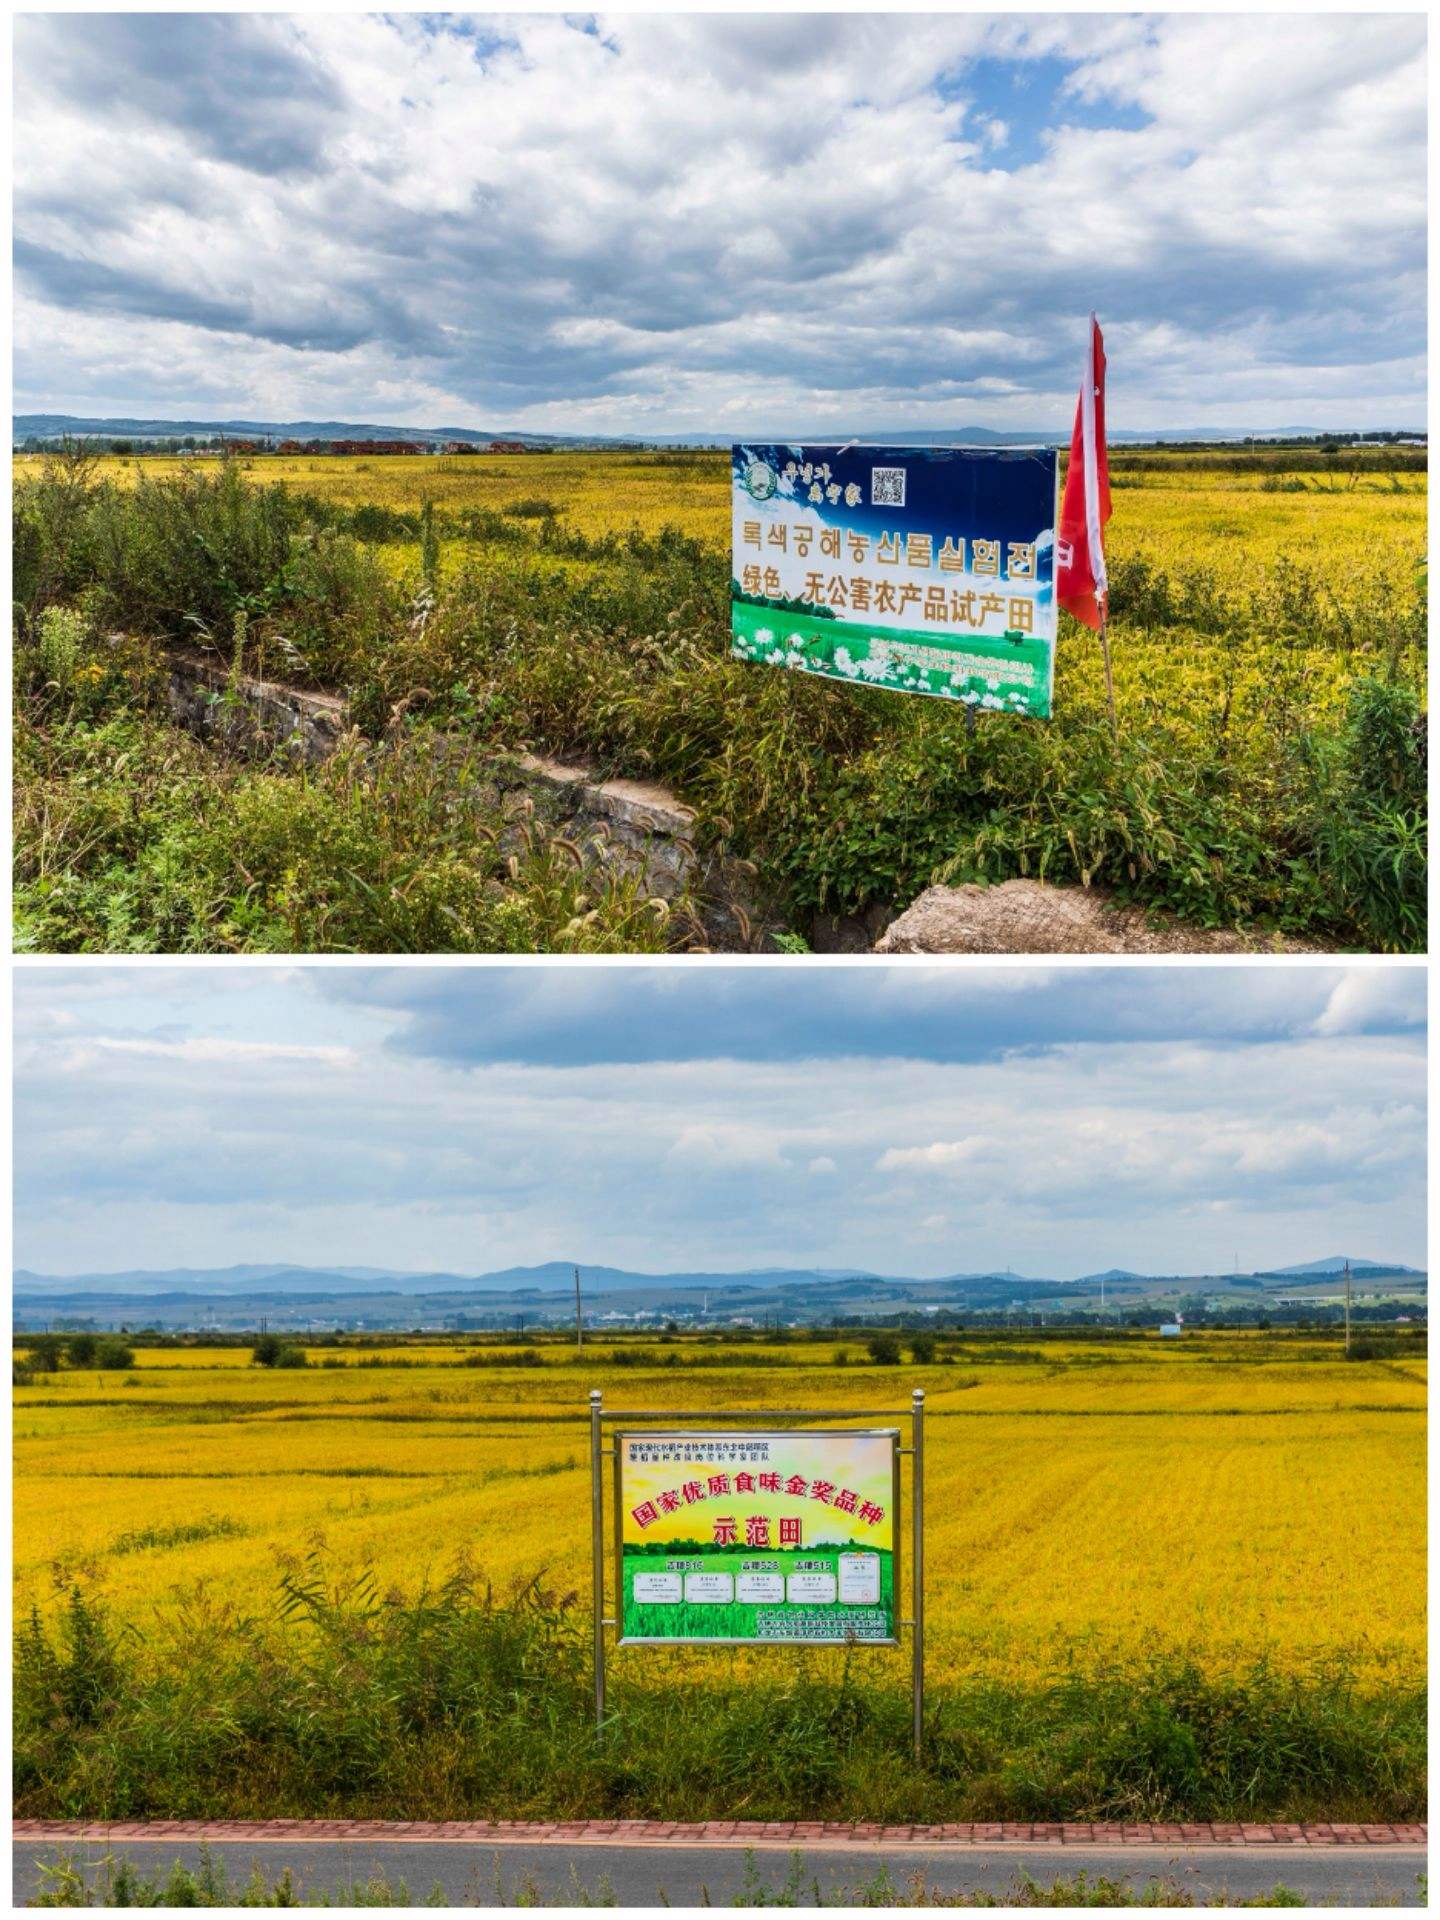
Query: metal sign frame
[{"left": 589, "top": 1389, "right": 926, "bottom": 1758}]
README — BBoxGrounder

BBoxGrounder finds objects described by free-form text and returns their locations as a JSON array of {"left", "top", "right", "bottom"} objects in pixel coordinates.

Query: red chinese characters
[{"left": 629, "top": 1464, "right": 886, "bottom": 1537}]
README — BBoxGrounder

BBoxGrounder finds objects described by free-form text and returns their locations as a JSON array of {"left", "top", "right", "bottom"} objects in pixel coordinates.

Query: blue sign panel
[{"left": 731, "top": 444, "right": 1059, "bottom": 718}]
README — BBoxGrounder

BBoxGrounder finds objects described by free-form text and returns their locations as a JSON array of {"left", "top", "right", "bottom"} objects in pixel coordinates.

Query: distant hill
[
  {"left": 1261, "top": 1256, "right": 1424, "bottom": 1278},
  {"left": 15, "top": 413, "right": 1408, "bottom": 451},
  {"left": 12, "top": 415, "right": 608, "bottom": 448}
]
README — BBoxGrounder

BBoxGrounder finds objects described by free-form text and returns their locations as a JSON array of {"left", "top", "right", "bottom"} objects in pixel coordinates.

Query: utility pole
[
  {"left": 1344, "top": 1258, "right": 1352, "bottom": 1356},
  {"left": 575, "top": 1266, "right": 583, "bottom": 1349}
]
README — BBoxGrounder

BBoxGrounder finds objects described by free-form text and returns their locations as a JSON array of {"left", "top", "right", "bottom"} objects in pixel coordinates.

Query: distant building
[
  {"left": 487, "top": 439, "right": 528, "bottom": 454},
  {"left": 1159, "top": 1322, "right": 1182, "bottom": 1338},
  {"left": 328, "top": 440, "right": 421, "bottom": 457}
]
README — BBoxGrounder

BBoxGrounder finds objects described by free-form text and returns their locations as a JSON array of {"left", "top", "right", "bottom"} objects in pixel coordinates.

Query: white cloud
[
  {"left": 83, "top": 1037, "right": 356, "bottom": 1067},
  {"left": 879, "top": 1139, "right": 983, "bottom": 1171},
  {"left": 11, "top": 13, "right": 1424, "bottom": 430},
  {"left": 13, "top": 967, "right": 1426, "bottom": 1280},
  {"left": 1314, "top": 969, "right": 1426, "bottom": 1038},
  {"left": 665, "top": 1123, "right": 786, "bottom": 1174}
]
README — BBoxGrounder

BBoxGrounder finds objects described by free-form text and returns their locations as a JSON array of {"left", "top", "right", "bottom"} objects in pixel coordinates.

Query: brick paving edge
[{"left": 11, "top": 1820, "right": 1428, "bottom": 1851}]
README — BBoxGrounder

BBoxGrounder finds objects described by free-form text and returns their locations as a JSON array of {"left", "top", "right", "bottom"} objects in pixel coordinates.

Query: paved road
[{"left": 12, "top": 1838, "right": 1427, "bottom": 1907}]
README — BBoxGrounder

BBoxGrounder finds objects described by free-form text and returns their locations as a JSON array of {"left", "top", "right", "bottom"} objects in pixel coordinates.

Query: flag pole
[{"left": 1100, "top": 605, "right": 1117, "bottom": 741}]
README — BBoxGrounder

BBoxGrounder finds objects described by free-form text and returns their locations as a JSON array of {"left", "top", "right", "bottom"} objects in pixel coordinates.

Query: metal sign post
[
  {"left": 587, "top": 1388, "right": 925, "bottom": 1758},
  {"left": 589, "top": 1387, "right": 607, "bottom": 1730},
  {"left": 911, "top": 1386, "right": 924, "bottom": 1761}
]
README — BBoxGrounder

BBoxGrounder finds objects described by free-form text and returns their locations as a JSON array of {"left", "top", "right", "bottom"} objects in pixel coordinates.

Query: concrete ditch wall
[{"left": 161, "top": 648, "right": 766, "bottom": 950}]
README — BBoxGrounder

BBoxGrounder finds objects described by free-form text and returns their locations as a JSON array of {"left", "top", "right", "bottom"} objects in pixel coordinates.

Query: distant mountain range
[
  {"left": 12, "top": 1256, "right": 1425, "bottom": 1332},
  {"left": 14, "top": 1260, "right": 1048, "bottom": 1299},
  {"left": 15, "top": 413, "right": 1416, "bottom": 450}
]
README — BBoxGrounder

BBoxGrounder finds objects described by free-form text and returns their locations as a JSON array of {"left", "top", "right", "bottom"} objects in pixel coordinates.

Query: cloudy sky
[
  {"left": 14, "top": 963, "right": 1426, "bottom": 1279},
  {"left": 13, "top": 12, "right": 1426, "bottom": 433}
]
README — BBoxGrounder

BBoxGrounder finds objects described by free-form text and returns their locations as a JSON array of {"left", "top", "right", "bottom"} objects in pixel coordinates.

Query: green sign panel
[{"left": 616, "top": 1429, "right": 899, "bottom": 1645}]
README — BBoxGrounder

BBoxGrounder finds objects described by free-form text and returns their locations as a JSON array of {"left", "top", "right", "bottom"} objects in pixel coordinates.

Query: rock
[
  {"left": 809, "top": 904, "right": 894, "bottom": 953},
  {"left": 873, "top": 879, "right": 1320, "bottom": 956}
]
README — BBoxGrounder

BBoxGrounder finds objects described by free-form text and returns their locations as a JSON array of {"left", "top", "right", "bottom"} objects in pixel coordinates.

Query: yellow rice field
[
  {"left": 13, "top": 450, "right": 1428, "bottom": 601},
  {"left": 14, "top": 1334, "right": 1425, "bottom": 1687}
]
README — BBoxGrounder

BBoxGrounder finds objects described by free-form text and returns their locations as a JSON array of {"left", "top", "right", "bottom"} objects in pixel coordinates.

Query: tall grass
[
  {"left": 14, "top": 1560, "right": 1425, "bottom": 1826},
  {"left": 14, "top": 695, "right": 683, "bottom": 954}
]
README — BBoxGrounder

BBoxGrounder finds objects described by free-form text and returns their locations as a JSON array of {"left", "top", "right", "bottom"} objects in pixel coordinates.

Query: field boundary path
[{"left": 14, "top": 1818, "right": 1425, "bottom": 1849}]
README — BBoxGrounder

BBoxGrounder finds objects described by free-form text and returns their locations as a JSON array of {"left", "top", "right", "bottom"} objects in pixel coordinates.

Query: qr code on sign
[{"left": 871, "top": 466, "right": 906, "bottom": 507}]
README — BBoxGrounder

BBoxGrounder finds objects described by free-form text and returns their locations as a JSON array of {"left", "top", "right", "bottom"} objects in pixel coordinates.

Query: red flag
[{"left": 1056, "top": 314, "right": 1110, "bottom": 630}]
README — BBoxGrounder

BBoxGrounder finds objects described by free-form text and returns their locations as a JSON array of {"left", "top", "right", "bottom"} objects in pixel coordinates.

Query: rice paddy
[{"left": 14, "top": 1332, "right": 1426, "bottom": 1688}]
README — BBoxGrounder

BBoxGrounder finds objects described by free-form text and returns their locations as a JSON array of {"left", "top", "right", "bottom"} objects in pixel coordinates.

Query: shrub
[
  {"left": 866, "top": 1333, "right": 902, "bottom": 1366},
  {"left": 1298, "top": 674, "right": 1426, "bottom": 952},
  {"left": 33, "top": 604, "right": 86, "bottom": 703},
  {"left": 94, "top": 1339, "right": 135, "bottom": 1370}
]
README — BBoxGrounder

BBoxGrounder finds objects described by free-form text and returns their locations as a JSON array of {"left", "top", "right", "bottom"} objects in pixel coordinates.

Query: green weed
[{"left": 14, "top": 1562, "right": 1425, "bottom": 1828}]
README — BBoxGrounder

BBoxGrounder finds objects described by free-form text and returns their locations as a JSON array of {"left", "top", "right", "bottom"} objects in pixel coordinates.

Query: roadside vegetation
[
  {"left": 24, "top": 1846, "right": 1339, "bottom": 1907},
  {"left": 14, "top": 1564, "right": 1425, "bottom": 1828},
  {"left": 12, "top": 448, "right": 1427, "bottom": 952}
]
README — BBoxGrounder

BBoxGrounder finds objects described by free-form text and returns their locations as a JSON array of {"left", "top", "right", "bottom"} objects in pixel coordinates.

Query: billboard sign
[
  {"left": 616, "top": 1428, "right": 898, "bottom": 1644},
  {"left": 731, "top": 443, "right": 1059, "bottom": 718}
]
